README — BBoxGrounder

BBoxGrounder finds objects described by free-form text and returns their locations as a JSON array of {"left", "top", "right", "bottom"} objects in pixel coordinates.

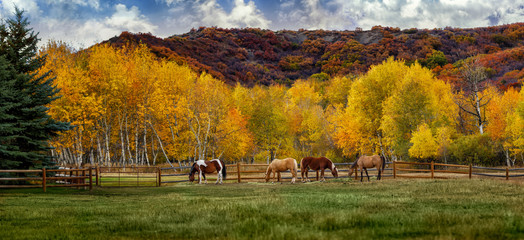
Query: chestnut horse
[
  {"left": 189, "top": 159, "right": 227, "bottom": 184},
  {"left": 348, "top": 155, "right": 385, "bottom": 181},
  {"left": 300, "top": 157, "right": 338, "bottom": 182},
  {"left": 265, "top": 158, "right": 298, "bottom": 183}
]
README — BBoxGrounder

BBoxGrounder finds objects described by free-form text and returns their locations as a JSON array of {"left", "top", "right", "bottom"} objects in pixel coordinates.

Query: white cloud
[
  {"left": 277, "top": 0, "right": 356, "bottom": 30},
  {"left": 46, "top": 0, "right": 100, "bottom": 10},
  {"left": 161, "top": 0, "right": 270, "bottom": 35},
  {"left": 276, "top": 0, "right": 524, "bottom": 31},
  {"left": 0, "top": 0, "right": 41, "bottom": 18},
  {"left": 197, "top": 0, "right": 270, "bottom": 28},
  {"left": 36, "top": 4, "right": 157, "bottom": 49}
]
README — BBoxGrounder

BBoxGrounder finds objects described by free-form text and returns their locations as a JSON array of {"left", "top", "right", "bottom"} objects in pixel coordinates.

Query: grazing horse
[
  {"left": 348, "top": 155, "right": 386, "bottom": 182},
  {"left": 189, "top": 159, "right": 227, "bottom": 184},
  {"left": 265, "top": 158, "right": 298, "bottom": 183},
  {"left": 300, "top": 157, "right": 338, "bottom": 182}
]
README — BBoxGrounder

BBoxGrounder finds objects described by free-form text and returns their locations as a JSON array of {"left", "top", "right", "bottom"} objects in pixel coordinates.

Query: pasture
[{"left": 1, "top": 179, "right": 523, "bottom": 239}]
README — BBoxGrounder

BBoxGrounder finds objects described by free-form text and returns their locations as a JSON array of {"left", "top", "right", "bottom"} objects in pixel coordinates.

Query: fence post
[
  {"left": 469, "top": 164, "right": 472, "bottom": 179},
  {"left": 158, "top": 167, "right": 161, "bottom": 187},
  {"left": 96, "top": 166, "right": 99, "bottom": 186},
  {"left": 237, "top": 162, "right": 241, "bottom": 183},
  {"left": 89, "top": 168, "right": 93, "bottom": 191},
  {"left": 431, "top": 161, "right": 434, "bottom": 179},
  {"left": 42, "top": 168, "right": 46, "bottom": 193},
  {"left": 393, "top": 161, "right": 396, "bottom": 179},
  {"left": 506, "top": 167, "right": 509, "bottom": 180}
]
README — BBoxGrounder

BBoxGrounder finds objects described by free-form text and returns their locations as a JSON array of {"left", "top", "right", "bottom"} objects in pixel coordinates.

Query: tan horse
[
  {"left": 265, "top": 158, "right": 298, "bottom": 183},
  {"left": 348, "top": 155, "right": 386, "bottom": 182}
]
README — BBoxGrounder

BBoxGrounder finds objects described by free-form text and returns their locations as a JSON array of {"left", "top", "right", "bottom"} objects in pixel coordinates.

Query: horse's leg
[
  {"left": 291, "top": 169, "right": 296, "bottom": 184},
  {"left": 360, "top": 166, "right": 364, "bottom": 182},
  {"left": 305, "top": 169, "right": 310, "bottom": 182},
  {"left": 364, "top": 168, "right": 370, "bottom": 181},
  {"left": 321, "top": 169, "right": 326, "bottom": 182},
  {"left": 377, "top": 167, "right": 382, "bottom": 180},
  {"left": 215, "top": 170, "right": 221, "bottom": 184},
  {"left": 277, "top": 171, "right": 281, "bottom": 183},
  {"left": 203, "top": 172, "right": 208, "bottom": 184},
  {"left": 198, "top": 170, "right": 203, "bottom": 184},
  {"left": 316, "top": 170, "right": 319, "bottom": 181}
]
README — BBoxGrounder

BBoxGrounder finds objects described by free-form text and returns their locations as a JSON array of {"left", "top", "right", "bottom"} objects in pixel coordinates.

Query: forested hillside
[
  {"left": 41, "top": 38, "right": 523, "bottom": 168},
  {"left": 106, "top": 23, "right": 524, "bottom": 89}
]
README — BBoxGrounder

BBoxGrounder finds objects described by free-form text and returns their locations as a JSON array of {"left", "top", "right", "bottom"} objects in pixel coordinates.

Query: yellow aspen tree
[{"left": 409, "top": 123, "right": 439, "bottom": 159}]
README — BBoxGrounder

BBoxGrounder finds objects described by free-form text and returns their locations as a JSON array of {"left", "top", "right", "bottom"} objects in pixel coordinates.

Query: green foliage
[
  {"left": 0, "top": 8, "right": 70, "bottom": 169},
  {"left": 449, "top": 134, "right": 499, "bottom": 166},
  {"left": 420, "top": 50, "right": 448, "bottom": 69}
]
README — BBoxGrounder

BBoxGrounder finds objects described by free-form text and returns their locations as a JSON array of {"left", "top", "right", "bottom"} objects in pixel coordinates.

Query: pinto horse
[
  {"left": 348, "top": 155, "right": 385, "bottom": 182},
  {"left": 189, "top": 159, "right": 227, "bottom": 184},
  {"left": 300, "top": 157, "right": 338, "bottom": 182},
  {"left": 265, "top": 158, "right": 298, "bottom": 183}
]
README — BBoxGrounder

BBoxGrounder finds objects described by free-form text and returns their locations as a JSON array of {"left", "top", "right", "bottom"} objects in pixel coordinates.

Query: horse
[
  {"left": 265, "top": 158, "right": 298, "bottom": 183},
  {"left": 189, "top": 159, "right": 227, "bottom": 184},
  {"left": 300, "top": 157, "right": 338, "bottom": 182},
  {"left": 348, "top": 155, "right": 386, "bottom": 182}
]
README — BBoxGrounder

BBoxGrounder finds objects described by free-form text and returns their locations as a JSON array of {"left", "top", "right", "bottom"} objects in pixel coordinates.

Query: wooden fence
[
  {"left": 392, "top": 161, "right": 524, "bottom": 180},
  {"left": 2, "top": 161, "right": 523, "bottom": 191},
  {"left": 0, "top": 168, "right": 92, "bottom": 192},
  {"left": 95, "top": 166, "right": 159, "bottom": 187},
  {"left": 159, "top": 162, "right": 391, "bottom": 185}
]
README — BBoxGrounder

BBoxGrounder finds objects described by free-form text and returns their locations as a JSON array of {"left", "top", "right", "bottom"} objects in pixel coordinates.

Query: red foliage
[{"left": 101, "top": 24, "right": 524, "bottom": 87}]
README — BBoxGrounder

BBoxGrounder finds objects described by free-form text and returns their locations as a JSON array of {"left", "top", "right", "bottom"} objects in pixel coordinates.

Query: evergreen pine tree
[{"left": 0, "top": 8, "right": 70, "bottom": 169}]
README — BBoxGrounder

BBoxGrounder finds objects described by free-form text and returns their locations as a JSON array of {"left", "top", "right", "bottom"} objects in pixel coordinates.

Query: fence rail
[
  {"left": 1, "top": 162, "right": 522, "bottom": 190},
  {"left": 0, "top": 168, "right": 92, "bottom": 192},
  {"left": 393, "top": 161, "right": 524, "bottom": 180}
]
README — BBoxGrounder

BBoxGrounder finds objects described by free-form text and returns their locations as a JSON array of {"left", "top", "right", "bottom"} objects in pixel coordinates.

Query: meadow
[{"left": 1, "top": 179, "right": 523, "bottom": 239}]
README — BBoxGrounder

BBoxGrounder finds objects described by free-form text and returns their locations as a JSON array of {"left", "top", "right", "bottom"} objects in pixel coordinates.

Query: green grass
[{"left": 1, "top": 179, "right": 523, "bottom": 239}]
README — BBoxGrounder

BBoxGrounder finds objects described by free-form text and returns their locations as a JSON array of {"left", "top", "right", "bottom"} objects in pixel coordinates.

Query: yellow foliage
[{"left": 409, "top": 123, "right": 438, "bottom": 159}]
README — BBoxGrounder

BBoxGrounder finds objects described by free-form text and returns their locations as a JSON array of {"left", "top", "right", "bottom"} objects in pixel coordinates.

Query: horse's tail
[
  {"left": 380, "top": 155, "right": 386, "bottom": 172},
  {"left": 294, "top": 159, "right": 298, "bottom": 175},
  {"left": 221, "top": 160, "right": 227, "bottom": 180}
]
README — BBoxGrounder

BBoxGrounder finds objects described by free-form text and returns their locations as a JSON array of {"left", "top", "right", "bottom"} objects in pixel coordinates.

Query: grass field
[{"left": 1, "top": 179, "right": 523, "bottom": 239}]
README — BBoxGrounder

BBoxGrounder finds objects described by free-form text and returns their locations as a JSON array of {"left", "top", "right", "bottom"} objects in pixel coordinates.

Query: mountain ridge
[{"left": 105, "top": 23, "right": 524, "bottom": 88}]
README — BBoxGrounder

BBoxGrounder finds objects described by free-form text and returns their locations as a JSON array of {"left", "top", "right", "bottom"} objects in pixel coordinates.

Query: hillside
[{"left": 106, "top": 23, "right": 524, "bottom": 88}]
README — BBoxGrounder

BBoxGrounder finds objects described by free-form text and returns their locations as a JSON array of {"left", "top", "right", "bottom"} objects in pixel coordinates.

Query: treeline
[
  {"left": 108, "top": 24, "right": 524, "bottom": 89},
  {"left": 42, "top": 42, "right": 523, "bottom": 167}
]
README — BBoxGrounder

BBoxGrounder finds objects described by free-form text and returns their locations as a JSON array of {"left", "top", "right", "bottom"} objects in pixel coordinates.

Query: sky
[{"left": 0, "top": 0, "right": 523, "bottom": 50}]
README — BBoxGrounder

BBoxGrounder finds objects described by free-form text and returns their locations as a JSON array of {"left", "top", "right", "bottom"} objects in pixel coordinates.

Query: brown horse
[
  {"left": 265, "top": 158, "right": 298, "bottom": 183},
  {"left": 300, "top": 157, "right": 338, "bottom": 182},
  {"left": 189, "top": 159, "right": 227, "bottom": 184},
  {"left": 348, "top": 155, "right": 386, "bottom": 182}
]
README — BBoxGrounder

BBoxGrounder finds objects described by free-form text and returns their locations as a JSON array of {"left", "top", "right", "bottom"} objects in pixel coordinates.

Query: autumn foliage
[
  {"left": 107, "top": 24, "right": 524, "bottom": 90},
  {"left": 42, "top": 23, "right": 524, "bottom": 167}
]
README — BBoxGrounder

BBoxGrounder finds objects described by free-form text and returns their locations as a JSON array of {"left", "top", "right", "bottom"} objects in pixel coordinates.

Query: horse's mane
[
  {"left": 189, "top": 163, "right": 196, "bottom": 175},
  {"left": 350, "top": 157, "right": 359, "bottom": 168}
]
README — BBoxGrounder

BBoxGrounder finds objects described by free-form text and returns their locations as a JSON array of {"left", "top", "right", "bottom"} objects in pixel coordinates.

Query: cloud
[
  {"left": 161, "top": 0, "right": 270, "bottom": 35},
  {"left": 276, "top": 0, "right": 357, "bottom": 30},
  {"left": 275, "top": 0, "right": 524, "bottom": 31},
  {"left": 37, "top": 4, "right": 157, "bottom": 49},
  {"left": 0, "top": 0, "right": 40, "bottom": 18}
]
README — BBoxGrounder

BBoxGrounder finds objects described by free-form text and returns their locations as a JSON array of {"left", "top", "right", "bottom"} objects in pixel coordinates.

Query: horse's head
[
  {"left": 348, "top": 168, "right": 354, "bottom": 177},
  {"left": 331, "top": 164, "right": 339, "bottom": 178},
  {"left": 188, "top": 163, "right": 197, "bottom": 182},
  {"left": 264, "top": 165, "right": 272, "bottom": 182}
]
